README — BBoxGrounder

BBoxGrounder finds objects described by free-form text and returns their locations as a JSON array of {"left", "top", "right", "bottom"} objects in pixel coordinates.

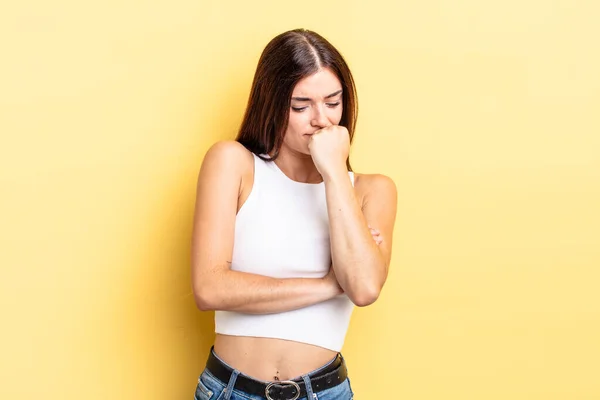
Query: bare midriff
[{"left": 213, "top": 334, "right": 338, "bottom": 382}]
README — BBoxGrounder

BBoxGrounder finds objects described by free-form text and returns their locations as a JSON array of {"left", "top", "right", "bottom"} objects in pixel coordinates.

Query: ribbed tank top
[{"left": 214, "top": 152, "right": 355, "bottom": 352}]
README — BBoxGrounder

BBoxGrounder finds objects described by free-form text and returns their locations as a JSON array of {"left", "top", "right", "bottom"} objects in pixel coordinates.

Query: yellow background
[{"left": 1, "top": 0, "right": 599, "bottom": 399}]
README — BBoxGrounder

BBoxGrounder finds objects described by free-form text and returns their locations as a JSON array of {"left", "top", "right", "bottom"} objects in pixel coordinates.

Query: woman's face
[{"left": 283, "top": 68, "right": 343, "bottom": 155}]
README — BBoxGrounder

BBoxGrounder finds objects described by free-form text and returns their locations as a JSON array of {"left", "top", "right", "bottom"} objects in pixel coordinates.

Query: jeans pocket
[
  {"left": 194, "top": 378, "right": 214, "bottom": 400},
  {"left": 195, "top": 370, "right": 229, "bottom": 400}
]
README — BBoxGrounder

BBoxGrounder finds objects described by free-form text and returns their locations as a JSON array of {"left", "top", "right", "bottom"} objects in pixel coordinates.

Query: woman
[{"left": 191, "top": 29, "right": 397, "bottom": 400}]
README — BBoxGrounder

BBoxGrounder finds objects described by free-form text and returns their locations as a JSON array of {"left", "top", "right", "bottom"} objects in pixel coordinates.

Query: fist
[
  {"left": 370, "top": 225, "right": 383, "bottom": 246},
  {"left": 307, "top": 125, "right": 350, "bottom": 178}
]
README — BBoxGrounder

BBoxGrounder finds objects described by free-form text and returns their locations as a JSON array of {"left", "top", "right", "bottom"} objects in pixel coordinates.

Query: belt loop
[
  {"left": 301, "top": 374, "right": 315, "bottom": 399},
  {"left": 223, "top": 369, "right": 240, "bottom": 400}
]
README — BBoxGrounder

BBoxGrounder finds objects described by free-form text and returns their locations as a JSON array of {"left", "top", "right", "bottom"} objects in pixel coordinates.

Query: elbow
[
  {"left": 192, "top": 268, "right": 229, "bottom": 311},
  {"left": 194, "top": 292, "right": 213, "bottom": 312},
  {"left": 193, "top": 285, "right": 218, "bottom": 312},
  {"left": 346, "top": 263, "right": 386, "bottom": 307},
  {"left": 349, "top": 285, "right": 381, "bottom": 307}
]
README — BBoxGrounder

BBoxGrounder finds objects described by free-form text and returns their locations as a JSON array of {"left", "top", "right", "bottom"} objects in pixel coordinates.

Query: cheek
[
  {"left": 287, "top": 112, "right": 308, "bottom": 135},
  {"left": 330, "top": 106, "right": 343, "bottom": 124}
]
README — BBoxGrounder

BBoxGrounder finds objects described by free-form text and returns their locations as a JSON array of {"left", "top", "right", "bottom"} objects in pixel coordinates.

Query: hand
[
  {"left": 323, "top": 265, "right": 343, "bottom": 296},
  {"left": 369, "top": 225, "right": 383, "bottom": 246},
  {"left": 307, "top": 125, "right": 350, "bottom": 179}
]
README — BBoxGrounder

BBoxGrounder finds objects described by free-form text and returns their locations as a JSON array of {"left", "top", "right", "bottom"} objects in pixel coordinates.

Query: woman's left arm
[
  {"left": 309, "top": 125, "right": 398, "bottom": 307},
  {"left": 324, "top": 170, "right": 397, "bottom": 306}
]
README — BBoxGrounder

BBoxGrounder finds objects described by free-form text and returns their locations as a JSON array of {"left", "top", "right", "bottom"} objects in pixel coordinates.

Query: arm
[
  {"left": 196, "top": 269, "right": 342, "bottom": 315},
  {"left": 191, "top": 141, "right": 342, "bottom": 314},
  {"left": 324, "top": 171, "right": 398, "bottom": 306},
  {"left": 308, "top": 124, "right": 398, "bottom": 306}
]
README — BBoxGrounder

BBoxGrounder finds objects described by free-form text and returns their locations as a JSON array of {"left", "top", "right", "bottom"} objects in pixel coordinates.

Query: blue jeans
[{"left": 193, "top": 351, "right": 355, "bottom": 400}]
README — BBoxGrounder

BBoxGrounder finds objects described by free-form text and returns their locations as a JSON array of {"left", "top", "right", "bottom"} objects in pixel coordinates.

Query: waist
[
  {"left": 205, "top": 345, "right": 348, "bottom": 400},
  {"left": 214, "top": 334, "right": 337, "bottom": 381}
]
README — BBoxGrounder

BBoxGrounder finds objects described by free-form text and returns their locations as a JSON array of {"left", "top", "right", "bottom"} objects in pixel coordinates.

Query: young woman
[{"left": 191, "top": 28, "right": 397, "bottom": 400}]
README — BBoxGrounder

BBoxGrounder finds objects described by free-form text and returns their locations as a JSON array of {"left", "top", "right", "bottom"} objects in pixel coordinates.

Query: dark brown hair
[{"left": 235, "top": 29, "right": 358, "bottom": 170}]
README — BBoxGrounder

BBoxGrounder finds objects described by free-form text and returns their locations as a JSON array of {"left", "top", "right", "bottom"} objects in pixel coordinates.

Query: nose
[{"left": 310, "top": 105, "right": 332, "bottom": 129}]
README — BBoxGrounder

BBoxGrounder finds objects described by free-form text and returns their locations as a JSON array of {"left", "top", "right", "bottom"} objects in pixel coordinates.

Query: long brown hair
[{"left": 235, "top": 29, "right": 358, "bottom": 170}]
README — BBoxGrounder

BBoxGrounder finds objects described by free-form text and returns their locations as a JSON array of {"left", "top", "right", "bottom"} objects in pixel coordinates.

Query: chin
[
  {"left": 293, "top": 140, "right": 311, "bottom": 155},
  {"left": 283, "top": 137, "right": 311, "bottom": 156},
  {"left": 300, "top": 144, "right": 312, "bottom": 156}
]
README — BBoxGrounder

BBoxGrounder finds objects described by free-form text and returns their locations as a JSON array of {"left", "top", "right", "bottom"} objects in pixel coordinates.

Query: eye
[
  {"left": 291, "top": 106, "right": 308, "bottom": 112},
  {"left": 326, "top": 102, "right": 341, "bottom": 108}
]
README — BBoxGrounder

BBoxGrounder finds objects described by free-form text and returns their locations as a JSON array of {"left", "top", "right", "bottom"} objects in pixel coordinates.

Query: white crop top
[{"left": 214, "top": 152, "right": 355, "bottom": 351}]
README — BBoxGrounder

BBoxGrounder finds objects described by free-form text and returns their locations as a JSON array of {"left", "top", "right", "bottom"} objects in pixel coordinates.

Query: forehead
[{"left": 292, "top": 68, "right": 342, "bottom": 97}]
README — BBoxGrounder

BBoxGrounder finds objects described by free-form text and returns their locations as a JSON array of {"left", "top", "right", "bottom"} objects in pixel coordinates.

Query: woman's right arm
[{"left": 191, "top": 141, "right": 342, "bottom": 315}]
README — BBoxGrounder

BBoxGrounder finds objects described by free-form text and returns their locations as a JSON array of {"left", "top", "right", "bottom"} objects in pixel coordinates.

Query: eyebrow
[{"left": 291, "top": 89, "right": 343, "bottom": 102}]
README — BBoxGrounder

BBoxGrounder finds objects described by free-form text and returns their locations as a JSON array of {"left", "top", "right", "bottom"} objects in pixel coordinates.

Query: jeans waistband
[{"left": 205, "top": 347, "right": 348, "bottom": 400}]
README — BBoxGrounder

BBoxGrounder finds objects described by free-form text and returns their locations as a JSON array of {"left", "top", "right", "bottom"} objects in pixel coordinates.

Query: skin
[{"left": 191, "top": 68, "right": 397, "bottom": 381}]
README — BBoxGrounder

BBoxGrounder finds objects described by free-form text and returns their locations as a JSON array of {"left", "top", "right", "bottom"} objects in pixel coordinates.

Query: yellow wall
[{"left": 1, "top": 1, "right": 599, "bottom": 399}]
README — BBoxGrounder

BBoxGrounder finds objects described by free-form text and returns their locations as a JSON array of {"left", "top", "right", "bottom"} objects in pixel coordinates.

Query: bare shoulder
[
  {"left": 354, "top": 172, "right": 397, "bottom": 199},
  {"left": 201, "top": 140, "right": 254, "bottom": 173}
]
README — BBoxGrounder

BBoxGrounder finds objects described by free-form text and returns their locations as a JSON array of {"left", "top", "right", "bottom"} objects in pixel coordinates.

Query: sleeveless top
[{"left": 214, "top": 153, "right": 355, "bottom": 351}]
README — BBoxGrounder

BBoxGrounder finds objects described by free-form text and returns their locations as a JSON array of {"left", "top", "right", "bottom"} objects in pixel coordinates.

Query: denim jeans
[{"left": 193, "top": 350, "right": 354, "bottom": 400}]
